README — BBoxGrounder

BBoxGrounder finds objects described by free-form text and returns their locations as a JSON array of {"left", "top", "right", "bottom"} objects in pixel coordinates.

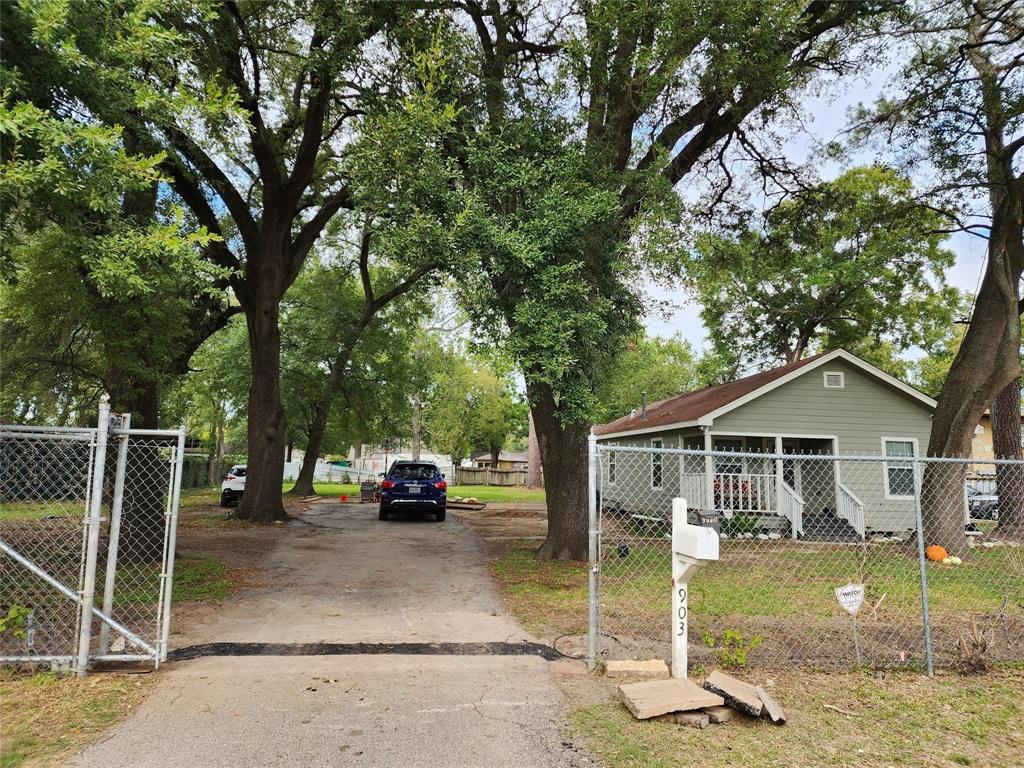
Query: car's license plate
[{"left": 408, "top": 485, "right": 421, "bottom": 494}]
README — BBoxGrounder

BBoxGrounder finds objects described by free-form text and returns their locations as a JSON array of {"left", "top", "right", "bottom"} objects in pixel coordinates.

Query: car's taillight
[
  {"left": 224, "top": 474, "right": 235, "bottom": 480},
  {"left": 381, "top": 479, "right": 396, "bottom": 489},
  {"left": 434, "top": 481, "right": 447, "bottom": 491}
]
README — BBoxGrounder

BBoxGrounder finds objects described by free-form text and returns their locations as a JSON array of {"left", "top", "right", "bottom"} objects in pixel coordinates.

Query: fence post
[
  {"left": 158, "top": 425, "right": 187, "bottom": 663},
  {"left": 912, "top": 456, "right": 935, "bottom": 677},
  {"left": 98, "top": 413, "right": 130, "bottom": 656},
  {"left": 76, "top": 394, "right": 111, "bottom": 677},
  {"left": 587, "top": 430, "right": 599, "bottom": 670}
]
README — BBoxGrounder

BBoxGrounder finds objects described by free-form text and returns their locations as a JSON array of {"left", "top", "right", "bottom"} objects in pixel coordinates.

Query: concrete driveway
[{"left": 70, "top": 501, "right": 594, "bottom": 768}]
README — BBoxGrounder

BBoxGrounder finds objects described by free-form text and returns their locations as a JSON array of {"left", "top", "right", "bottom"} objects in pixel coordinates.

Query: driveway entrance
[{"left": 70, "top": 500, "right": 591, "bottom": 768}]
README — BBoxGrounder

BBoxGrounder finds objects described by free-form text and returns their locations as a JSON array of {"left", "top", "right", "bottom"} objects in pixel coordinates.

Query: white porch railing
[
  {"left": 681, "top": 472, "right": 776, "bottom": 514},
  {"left": 778, "top": 481, "right": 804, "bottom": 540},
  {"left": 837, "top": 482, "right": 866, "bottom": 538}
]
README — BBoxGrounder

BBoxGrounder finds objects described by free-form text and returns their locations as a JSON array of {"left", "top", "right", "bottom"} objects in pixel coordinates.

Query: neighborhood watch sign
[{"left": 834, "top": 583, "right": 866, "bottom": 615}]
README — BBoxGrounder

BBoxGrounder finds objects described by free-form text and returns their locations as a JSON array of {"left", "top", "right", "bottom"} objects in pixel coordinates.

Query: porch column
[{"left": 703, "top": 428, "right": 714, "bottom": 513}]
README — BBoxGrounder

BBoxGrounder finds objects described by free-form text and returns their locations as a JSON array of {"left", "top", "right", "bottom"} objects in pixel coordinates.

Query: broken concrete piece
[
  {"left": 619, "top": 678, "right": 724, "bottom": 720},
  {"left": 672, "top": 711, "right": 710, "bottom": 729},
  {"left": 605, "top": 659, "right": 670, "bottom": 679},
  {"left": 702, "top": 705, "right": 737, "bottom": 724},
  {"left": 702, "top": 671, "right": 764, "bottom": 717},
  {"left": 756, "top": 685, "right": 786, "bottom": 724}
]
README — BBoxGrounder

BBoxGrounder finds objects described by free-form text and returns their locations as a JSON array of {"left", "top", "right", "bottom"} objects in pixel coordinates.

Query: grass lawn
[
  {"left": 282, "top": 481, "right": 546, "bottom": 504},
  {"left": 0, "top": 670, "right": 153, "bottom": 768},
  {"left": 563, "top": 666, "right": 1024, "bottom": 768},
  {"left": 0, "top": 501, "right": 80, "bottom": 523}
]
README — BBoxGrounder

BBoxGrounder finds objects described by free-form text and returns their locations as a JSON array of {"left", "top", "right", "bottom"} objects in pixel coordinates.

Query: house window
[
  {"left": 651, "top": 439, "right": 663, "bottom": 489},
  {"left": 714, "top": 438, "right": 743, "bottom": 475},
  {"left": 823, "top": 371, "right": 845, "bottom": 388},
  {"left": 608, "top": 450, "right": 617, "bottom": 485},
  {"left": 883, "top": 438, "right": 917, "bottom": 498}
]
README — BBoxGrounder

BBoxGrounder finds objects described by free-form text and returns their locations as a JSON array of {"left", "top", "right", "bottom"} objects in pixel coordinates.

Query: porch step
[{"left": 801, "top": 513, "right": 861, "bottom": 542}]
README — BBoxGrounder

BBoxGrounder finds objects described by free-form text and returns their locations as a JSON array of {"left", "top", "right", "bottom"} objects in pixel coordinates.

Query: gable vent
[{"left": 823, "top": 371, "right": 845, "bottom": 389}]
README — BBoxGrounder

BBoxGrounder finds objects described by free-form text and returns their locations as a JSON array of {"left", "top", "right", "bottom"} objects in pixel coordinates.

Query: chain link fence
[
  {"left": 0, "top": 398, "right": 185, "bottom": 674},
  {"left": 590, "top": 443, "right": 1024, "bottom": 672}
]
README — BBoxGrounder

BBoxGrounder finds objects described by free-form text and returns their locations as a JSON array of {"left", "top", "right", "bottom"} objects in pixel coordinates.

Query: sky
[{"left": 642, "top": 64, "right": 990, "bottom": 354}]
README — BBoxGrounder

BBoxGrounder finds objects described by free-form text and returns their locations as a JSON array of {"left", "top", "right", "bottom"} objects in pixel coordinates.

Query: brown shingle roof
[{"left": 594, "top": 353, "right": 827, "bottom": 436}]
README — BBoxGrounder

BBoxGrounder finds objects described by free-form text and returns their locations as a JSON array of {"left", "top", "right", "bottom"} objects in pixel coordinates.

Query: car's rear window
[
  {"left": 390, "top": 464, "right": 439, "bottom": 480},
  {"left": 231, "top": 467, "right": 247, "bottom": 477}
]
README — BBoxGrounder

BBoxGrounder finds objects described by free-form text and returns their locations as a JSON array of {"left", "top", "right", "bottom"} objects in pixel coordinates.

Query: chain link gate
[
  {"left": 0, "top": 395, "right": 185, "bottom": 675},
  {"left": 587, "top": 439, "right": 1024, "bottom": 673}
]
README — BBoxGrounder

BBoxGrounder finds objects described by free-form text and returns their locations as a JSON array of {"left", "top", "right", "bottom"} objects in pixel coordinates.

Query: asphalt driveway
[{"left": 70, "top": 501, "right": 593, "bottom": 768}]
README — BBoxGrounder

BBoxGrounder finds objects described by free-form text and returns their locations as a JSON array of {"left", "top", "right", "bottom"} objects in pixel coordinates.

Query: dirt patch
[{"left": 453, "top": 504, "right": 548, "bottom": 553}]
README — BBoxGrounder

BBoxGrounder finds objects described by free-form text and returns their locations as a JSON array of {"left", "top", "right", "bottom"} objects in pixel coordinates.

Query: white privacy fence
[
  {"left": 0, "top": 396, "right": 184, "bottom": 675},
  {"left": 588, "top": 440, "right": 1024, "bottom": 673}
]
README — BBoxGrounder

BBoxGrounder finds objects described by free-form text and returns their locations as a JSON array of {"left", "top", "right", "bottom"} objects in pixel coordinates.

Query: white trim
[
  {"left": 597, "top": 420, "right": 700, "bottom": 440},
  {"left": 708, "top": 430, "right": 839, "bottom": 441},
  {"left": 650, "top": 438, "right": 664, "bottom": 491},
  {"left": 881, "top": 436, "right": 919, "bottom": 500},
  {"left": 823, "top": 370, "right": 845, "bottom": 389}
]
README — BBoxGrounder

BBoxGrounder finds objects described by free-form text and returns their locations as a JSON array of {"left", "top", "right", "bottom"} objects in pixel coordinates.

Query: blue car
[{"left": 378, "top": 461, "right": 447, "bottom": 522}]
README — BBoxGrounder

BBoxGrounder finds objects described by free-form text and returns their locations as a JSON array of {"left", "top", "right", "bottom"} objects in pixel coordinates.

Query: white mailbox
[{"left": 671, "top": 497, "right": 719, "bottom": 678}]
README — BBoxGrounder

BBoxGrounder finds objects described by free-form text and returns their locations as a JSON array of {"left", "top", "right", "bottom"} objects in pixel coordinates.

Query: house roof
[{"left": 594, "top": 349, "right": 936, "bottom": 439}]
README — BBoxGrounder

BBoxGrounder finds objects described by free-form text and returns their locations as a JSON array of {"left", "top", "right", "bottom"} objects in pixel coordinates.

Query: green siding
[{"left": 598, "top": 359, "right": 934, "bottom": 532}]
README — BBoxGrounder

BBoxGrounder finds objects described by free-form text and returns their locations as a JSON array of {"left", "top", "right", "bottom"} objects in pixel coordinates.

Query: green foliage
[
  {"left": 594, "top": 335, "right": 704, "bottom": 422},
  {"left": 721, "top": 514, "right": 758, "bottom": 538},
  {"left": 690, "top": 166, "right": 958, "bottom": 371},
  {"left": 422, "top": 348, "right": 524, "bottom": 464},
  {"left": 0, "top": 605, "right": 31, "bottom": 640},
  {"left": 699, "top": 628, "right": 764, "bottom": 668}
]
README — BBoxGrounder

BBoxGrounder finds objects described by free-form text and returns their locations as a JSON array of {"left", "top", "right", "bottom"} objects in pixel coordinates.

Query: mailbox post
[{"left": 671, "top": 497, "right": 719, "bottom": 679}]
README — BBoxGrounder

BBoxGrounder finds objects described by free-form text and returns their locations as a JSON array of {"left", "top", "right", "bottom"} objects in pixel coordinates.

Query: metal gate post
[
  {"left": 587, "top": 430, "right": 599, "bottom": 670},
  {"left": 157, "top": 425, "right": 186, "bottom": 663},
  {"left": 912, "top": 457, "right": 935, "bottom": 677},
  {"left": 99, "top": 413, "right": 130, "bottom": 656},
  {"left": 76, "top": 394, "right": 111, "bottom": 676}
]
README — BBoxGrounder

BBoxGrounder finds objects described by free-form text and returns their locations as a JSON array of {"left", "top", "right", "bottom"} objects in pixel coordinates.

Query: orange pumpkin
[{"left": 926, "top": 545, "right": 948, "bottom": 562}]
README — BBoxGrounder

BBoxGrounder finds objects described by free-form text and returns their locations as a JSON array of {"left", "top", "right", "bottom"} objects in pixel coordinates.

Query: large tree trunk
[
  {"left": 529, "top": 383, "right": 589, "bottom": 561},
  {"left": 289, "top": 405, "right": 329, "bottom": 496},
  {"left": 236, "top": 291, "right": 288, "bottom": 523},
  {"left": 527, "top": 410, "right": 542, "bottom": 487},
  {"left": 994, "top": 376, "right": 1024, "bottom": 535},
  {"left": 923, "top": 203, "right": 1022, "bottom": 555},
  {"left": 411, "top": 395, "right": 422, "bottom": 460},
  {"left": 111, "top": 379, "right": 166, "bottom": 564}
]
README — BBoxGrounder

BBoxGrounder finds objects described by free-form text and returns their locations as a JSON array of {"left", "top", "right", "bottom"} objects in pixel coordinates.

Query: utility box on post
[{"left": 671, "top": 497, "right": 719, "bottom": 678}]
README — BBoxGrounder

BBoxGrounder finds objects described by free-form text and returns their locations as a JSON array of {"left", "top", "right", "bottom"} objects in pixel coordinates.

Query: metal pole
[
  {"left": 99, "top": 413, "right": 130, "bottom": 655},
  {"left": 912, "top": 457, "right": 935, "bottom": 677},
  {"left": 0, "top": 537, "right": 157, "bottom": 657},
  {"left": 76, "top": 394, "right": 111, "bottom": 676},
  {"left": 587, "top": 430, "right": 599, "bottom": 670},
  {"left": 158, "top": 425, "right": 186, "bottom": 663}
]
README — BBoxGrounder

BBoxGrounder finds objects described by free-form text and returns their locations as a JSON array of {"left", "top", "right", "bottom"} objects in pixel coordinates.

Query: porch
[{"left": 679, "top": 433, "right": 866, "bottom": 540}]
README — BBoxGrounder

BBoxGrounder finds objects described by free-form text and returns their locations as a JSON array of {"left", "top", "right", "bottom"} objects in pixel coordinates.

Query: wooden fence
[{"left": 454, "top": 467, "right": 529, "bottom": 486}]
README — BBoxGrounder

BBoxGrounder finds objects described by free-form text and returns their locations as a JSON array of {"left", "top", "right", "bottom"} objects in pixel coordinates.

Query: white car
[{"left": 220, "top": 464, "right": 246, "bottom": 507}]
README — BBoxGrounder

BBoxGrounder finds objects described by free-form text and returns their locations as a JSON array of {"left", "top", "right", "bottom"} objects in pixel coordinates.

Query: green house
[{"left": 594, "top": 349, "right": 937, "bottom": 540}]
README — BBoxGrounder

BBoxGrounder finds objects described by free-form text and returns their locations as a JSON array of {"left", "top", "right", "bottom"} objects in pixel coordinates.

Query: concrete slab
[
  {"left": 605, "top": 659, "right": 669, "bottom": 679},
  {"left": 619, "top": 678, "right": 724, "bottom": 720},
  {"left": 703, "top": 671, "right": 764, "bottom": 717}
]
